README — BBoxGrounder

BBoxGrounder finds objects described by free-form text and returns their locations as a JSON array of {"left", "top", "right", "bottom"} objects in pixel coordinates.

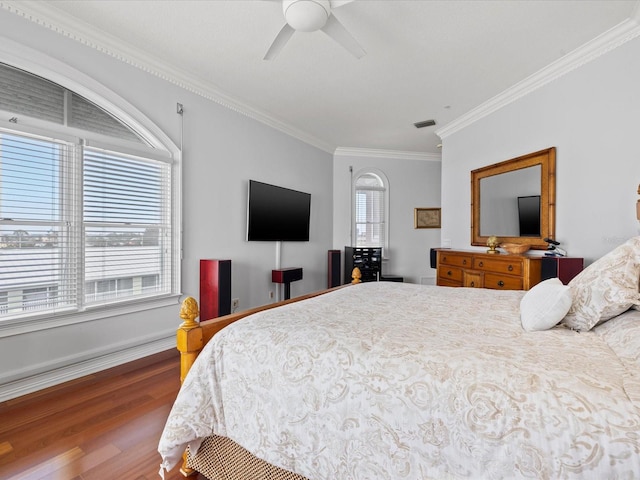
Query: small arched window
[{"left": 353, "top": 169, "right": 389, "bottom": 249}]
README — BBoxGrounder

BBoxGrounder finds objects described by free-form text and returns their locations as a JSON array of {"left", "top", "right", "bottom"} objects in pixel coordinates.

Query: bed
[{"left": 159, "top": 237, "right": 640, "bottom": 479}]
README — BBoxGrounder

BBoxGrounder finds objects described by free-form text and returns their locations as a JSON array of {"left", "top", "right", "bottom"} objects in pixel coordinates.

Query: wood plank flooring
[{"left": 0, "top": 350, "right": 205, "bottom": 480}]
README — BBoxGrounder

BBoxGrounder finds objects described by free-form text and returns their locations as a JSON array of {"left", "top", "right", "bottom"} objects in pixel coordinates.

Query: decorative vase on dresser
[{"left": 436, "top": 249, "right": 542, "bottom": 290}]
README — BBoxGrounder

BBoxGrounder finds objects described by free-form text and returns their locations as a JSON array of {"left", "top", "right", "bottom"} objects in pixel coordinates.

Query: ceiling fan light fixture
[{"left": 284, "top": 0, "right": 330, "bottom": 32}]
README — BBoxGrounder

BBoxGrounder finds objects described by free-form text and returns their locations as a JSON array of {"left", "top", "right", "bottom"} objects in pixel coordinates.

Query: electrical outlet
[
  {"left": 269, "top": 291, "right": 274, "bottom": 299},
  {"left": 232, "top": 298, "right": 239, "bottom": 310}
]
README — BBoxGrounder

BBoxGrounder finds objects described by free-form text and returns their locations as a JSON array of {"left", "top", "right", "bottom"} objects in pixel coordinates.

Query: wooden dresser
[{"left": 436, "top": 249, "right": 542, "bottom": 291}]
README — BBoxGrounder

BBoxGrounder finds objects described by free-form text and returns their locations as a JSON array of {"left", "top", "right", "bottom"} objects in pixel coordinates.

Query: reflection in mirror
[
  {"left": 479, "top": 165, "right": 540, "bottom": 237},
  {"left": 471, "top": 147, "right": 555, "bottom": 250}
]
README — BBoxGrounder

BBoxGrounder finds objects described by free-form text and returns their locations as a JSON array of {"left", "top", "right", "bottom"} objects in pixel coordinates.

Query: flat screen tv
[
  {"left": 517, "top": 195, "right": 540, "bottom": 237},
  {"left": 247, "top": 180, "right": 311, "bottom": 241}
]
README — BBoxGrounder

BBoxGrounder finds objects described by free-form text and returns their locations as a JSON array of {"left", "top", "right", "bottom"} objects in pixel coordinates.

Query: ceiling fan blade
[
  {"left": 329, "top": 0, "right": 354, "bottom": 8},
  {"left": 264, "top": 23, "right": 295, "bottom": 60},
  {"left": 321, "top": 14, "right": 366, "bottom": 59}
]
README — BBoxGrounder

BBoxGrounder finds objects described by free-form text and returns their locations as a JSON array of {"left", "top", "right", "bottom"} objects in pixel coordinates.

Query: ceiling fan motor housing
[{"left": 283, "top": 0, "right": 331, "bottom": 32}]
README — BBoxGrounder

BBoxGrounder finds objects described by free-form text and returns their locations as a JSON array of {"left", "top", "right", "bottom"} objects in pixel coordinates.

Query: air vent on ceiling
[{"left": 414, "top": 119, "right": 436, "bottom": 129}]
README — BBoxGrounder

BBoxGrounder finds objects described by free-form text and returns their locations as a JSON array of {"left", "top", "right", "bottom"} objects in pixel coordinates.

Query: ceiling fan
[{"left": 264, "top": 0, "right": 366, "bottom": 60}]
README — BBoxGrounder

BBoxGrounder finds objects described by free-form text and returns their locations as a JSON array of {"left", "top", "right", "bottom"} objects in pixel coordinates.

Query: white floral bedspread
[{"left": 159, "top": 282, "right": 640, "bottom": 479}]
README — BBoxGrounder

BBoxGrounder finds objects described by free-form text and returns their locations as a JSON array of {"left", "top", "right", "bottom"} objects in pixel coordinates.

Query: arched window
[
  {"left": 0, "top": 60, "right": 179, "bottom": 327},
  {"left": 353, "top": 169, "right": 389, "bottom": 249}
]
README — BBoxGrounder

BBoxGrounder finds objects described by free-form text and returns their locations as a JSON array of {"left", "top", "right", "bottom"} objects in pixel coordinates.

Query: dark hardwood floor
[{"left": 0, "top": 350, "right": 205, "bottom": 480}]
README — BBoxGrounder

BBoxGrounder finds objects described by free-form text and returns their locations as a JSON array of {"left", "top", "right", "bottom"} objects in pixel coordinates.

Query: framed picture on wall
[{"left": 414, "top": 207, "right": 441, "bottom": 229}]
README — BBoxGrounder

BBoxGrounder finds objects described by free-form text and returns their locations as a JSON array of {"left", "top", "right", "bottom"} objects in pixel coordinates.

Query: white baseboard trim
[{"left": 0, "top": 335, "right": 175, "bottom": 402}]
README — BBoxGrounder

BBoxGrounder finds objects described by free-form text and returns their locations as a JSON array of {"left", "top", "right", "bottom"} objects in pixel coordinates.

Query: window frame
[
  {"left": 0, "top": 42, "right": 181, "bottom": 338},
  {"left": 351, "top": 168, "right": 390, "bottom": 252}
]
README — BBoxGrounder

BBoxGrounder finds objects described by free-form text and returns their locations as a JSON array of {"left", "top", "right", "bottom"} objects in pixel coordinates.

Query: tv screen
[
  {"left": 247, "top": 180, "right": 311, "bottom": 241},
  {"left": 517, "top": 195, "right": 540, "bottom": 237}
]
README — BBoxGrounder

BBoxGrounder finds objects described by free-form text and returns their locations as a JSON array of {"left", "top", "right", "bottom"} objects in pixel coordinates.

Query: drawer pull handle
[
  {"left": 478, "top": 261, "right": 484, "bottom": 267},
  {"left": 463, "top": 259, "right": 467, "bottom": 265},
  {"left": 470, "top": 281, "right": 475, "bottom": 287},
  {"left": 497, "top": 280, "right": 505, "bottom": 287},
  {"left": 447, "top": 270, "right": 453, "bottom": 276},
  {"left": 508, "top": 265, "right": 513, "bottom": 271}
]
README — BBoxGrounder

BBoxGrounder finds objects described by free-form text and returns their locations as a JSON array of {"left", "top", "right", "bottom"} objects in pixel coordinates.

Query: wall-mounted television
[
  {"left": 246, "top": 180, "right": 311, "bottom": 241},
  {"left": 517, "top": 195, "right": 541, "bottom": 237}
]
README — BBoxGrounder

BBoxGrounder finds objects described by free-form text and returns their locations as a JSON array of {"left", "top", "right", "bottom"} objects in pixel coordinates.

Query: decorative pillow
[
  {"left": 520, "top": 278, "right": 572, "bottom": 331},
  {"left": 561, "top": 237, "right": 640, "bottom": 331}
]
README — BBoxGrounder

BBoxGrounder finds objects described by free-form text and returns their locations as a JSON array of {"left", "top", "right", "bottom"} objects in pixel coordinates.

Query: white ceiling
[{"left": 9, "top": 0, "right": 640, "bottom": 155}]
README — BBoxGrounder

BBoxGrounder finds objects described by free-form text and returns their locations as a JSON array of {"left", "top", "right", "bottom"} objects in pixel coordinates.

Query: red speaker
[
  {"left": 328, "top": 250, "right": 341, "bottom": 287},
  {"left": 200, "top": 259, "right": 231, "bottom": 320}
]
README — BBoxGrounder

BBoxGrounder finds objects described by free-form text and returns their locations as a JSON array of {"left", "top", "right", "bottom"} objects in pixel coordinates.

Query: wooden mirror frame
[{"left": 471, "top": 147, "right": 556, "bottom": 250}]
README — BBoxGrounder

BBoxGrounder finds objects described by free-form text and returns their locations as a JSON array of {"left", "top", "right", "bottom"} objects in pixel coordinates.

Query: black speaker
[
  {"left": 328, "top": 250, "right": 341, "bottom": 288},
  {"left": 200, "top": 259, "right": 231, "bottom": 320},
  {"left": 430, "top": 248, "right": 438, "bottom": 269},
  {"left": 540, "top": 257, "right": 556, "bottom": 281}
]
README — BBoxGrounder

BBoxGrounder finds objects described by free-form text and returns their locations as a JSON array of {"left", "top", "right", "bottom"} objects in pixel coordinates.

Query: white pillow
[
  {"left": 520, "top": 278, "right": 573, "bottom": 332},
  {"left": 562, "top": 237, "right": 640, "bottom": 331}
]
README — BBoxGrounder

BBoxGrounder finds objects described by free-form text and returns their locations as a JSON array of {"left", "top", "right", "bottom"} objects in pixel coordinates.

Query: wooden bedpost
[
  {"left": 176, "top": 297, "right": 202, "bottom": 476},
  {"left": 177, "top": 296, "right": 203, "bottom": 384}
]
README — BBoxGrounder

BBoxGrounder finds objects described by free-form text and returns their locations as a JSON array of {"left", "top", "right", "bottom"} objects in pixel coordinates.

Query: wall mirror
[{"left": 471, "top": 147, "right": 556, "bottom": 250}]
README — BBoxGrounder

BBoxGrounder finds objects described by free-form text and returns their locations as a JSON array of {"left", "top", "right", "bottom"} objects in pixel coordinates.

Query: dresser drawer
[
  {"left": 473, "top": 257, "right": 523, "bottom": 276},
  {"left": 439, "top": 253, "right": 472, "bottom": 268},
  {"left": 463, "top": 271, "right": 483, "bottom": 288},
  {"left": 483, "top": 273, "right": 523, "bottom": 290},
  {"left": 438, "top": 266, "right": 464, "bottom": 283},
  {"left": 438, "top": 278, "right": 462, "bottom": 288},
  {"left": 434, "top": 249, "right": 541, "bottom": 291}
]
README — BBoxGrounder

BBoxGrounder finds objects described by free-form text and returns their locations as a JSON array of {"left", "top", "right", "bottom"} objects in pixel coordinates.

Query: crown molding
[
  {"left": 0, "top": 0, "right": 335, "bottom": 153},
  {"left": 334, "top": 147, "right": 441, "bottom": 162},
  {"left": 436, "top": 14, "right": 640, "bottom": 139}
]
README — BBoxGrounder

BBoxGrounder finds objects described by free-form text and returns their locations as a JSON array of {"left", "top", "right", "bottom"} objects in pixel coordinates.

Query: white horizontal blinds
[
  {"left": 0, "top": 129, "right": 79, "bottom": 317},
  {"left": 83, "top": 147, "right": 171, "bottom": 305},
  {"left": 355, "top": 173, "right": 385, "bottom": 247}
]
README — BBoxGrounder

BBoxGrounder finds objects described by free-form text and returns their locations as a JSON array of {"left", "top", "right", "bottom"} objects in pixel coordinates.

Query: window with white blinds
[
  {"left": 83, "top": 147, "right": 171, "bottom": 306},
  {"left": 0, "top": 62, "right": 176, "bottom": 322},
  {"left": 0, "top": 131, "right": 78, "bottom": 316},
  {"left": 354, "top": 172, "right": 387, "bottom": 248}
]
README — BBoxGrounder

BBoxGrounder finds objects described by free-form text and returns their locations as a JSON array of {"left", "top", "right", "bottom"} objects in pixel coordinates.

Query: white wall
[
  {"left": 0, "top": 9, "right": 333, "bottom": 399},
  {"left": 440, "top": 36, "right": 640, "bottom": 265},
  {"left": 333, "top": 151, "right": 442, "bottom": 284}
]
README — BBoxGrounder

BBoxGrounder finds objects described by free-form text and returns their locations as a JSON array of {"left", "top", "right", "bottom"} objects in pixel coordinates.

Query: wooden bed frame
[{"left": 175, "top": 278, "right": 356, "bottom": 476}]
